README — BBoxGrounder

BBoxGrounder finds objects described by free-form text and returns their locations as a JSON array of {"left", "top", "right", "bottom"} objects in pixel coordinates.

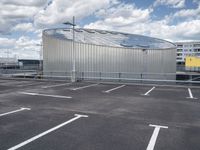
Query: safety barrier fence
[{"left": 0, "top": 70, "right": 200, "bottom": 85}]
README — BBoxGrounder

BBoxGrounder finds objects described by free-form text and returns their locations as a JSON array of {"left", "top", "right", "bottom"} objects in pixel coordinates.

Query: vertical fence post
[
  {"left": 100, "top": 72, "right": 101, "bottom": 81},
  {"left": 119, "top": 73, "right": 121, "bottom": 82},
  {"left": 50, "top": 72, "right": 52, "bottom": 80},
  {"left": 35, "top": 71, "right": 37, "bottom": 80},
  {"left": 141, "top": 73, "right": 143, "bottom": 83},
  {"left": 82, "top": 72, "right": 84, "bottom": 81}
]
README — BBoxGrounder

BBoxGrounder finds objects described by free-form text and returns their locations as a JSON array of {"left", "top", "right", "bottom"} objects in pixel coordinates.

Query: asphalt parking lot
[{"left": 0, "top": 78, "right": 200, "bottom": 150}]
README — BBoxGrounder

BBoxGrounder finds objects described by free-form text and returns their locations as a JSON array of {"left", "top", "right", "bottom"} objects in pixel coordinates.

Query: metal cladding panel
[
  {"left": 43, "top": 34, "right": 73, "bottom": 73},
  {"left": 74, "top": 43, "right": 146, "bottom": 73},
  {"left": 43, "top": 32, "right": 176, "bottom": 80}
]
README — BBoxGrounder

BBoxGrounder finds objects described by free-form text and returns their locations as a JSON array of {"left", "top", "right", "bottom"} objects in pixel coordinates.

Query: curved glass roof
[{"left": 44, "top": 28, "right": 175, "bottom": 49}]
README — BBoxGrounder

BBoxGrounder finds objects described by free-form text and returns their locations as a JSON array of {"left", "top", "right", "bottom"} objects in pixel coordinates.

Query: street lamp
[{"left": 63, "top": 16, "right": 76, "bottom": 82}]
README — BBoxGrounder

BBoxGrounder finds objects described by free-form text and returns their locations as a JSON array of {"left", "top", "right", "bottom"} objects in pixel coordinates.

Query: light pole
[{"left": 63, "top": 16, "right": 76, "bottom": 82}]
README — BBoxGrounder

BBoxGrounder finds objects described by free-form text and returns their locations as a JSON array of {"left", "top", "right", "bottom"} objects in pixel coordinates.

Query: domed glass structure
[{"left": 44, "top": 28, "right": 175, "bottom": 49}]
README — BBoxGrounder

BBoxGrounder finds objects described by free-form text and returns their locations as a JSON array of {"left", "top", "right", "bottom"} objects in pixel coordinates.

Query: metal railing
[
  {"left": 177, "top": 64, "right": 200, "bottom": 72},
  {"left": 0, "top": 70, "right": 199, "bottom": 85}
]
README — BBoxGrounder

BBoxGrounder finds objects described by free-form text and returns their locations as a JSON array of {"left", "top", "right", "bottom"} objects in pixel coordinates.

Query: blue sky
[{"left": 0, "top": 0, "right": 200, "bottom": 59}]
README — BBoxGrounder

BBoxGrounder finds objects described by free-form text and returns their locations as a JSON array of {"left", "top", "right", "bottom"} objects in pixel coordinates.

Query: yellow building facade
[{"left": 186, "top": 56, "right": 200, "bottom": 67}]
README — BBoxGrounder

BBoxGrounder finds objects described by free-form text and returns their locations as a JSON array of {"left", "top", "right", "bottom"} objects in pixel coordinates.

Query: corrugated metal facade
[{"left": 43, "top": 30, "right": 176, "bottom": 80}]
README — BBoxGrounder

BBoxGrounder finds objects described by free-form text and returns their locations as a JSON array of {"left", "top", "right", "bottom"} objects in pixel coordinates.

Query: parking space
[
  {"left": 102, "top": 84, "right": 156, "bottom": 96},
  {"left": 16, "top": 115, "right": 151, "bottom": 150},
  {"left": 146, "top": 86, "right": 189, "bottom": 101},
  {"left": 155, "top": 125, "right": 200, "bottom": 150},
  {"left": 0, "top": 79, "right": 200, "bottom": 150},
  {"left": 0, "top": 107, "right": 30, "bottom": 117},
  {"left": 0, "top": 109, "right": 79, "bottom": 150}
]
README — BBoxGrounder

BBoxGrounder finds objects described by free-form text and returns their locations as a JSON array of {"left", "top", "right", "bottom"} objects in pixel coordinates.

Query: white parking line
[
  {"left": 0, "top": 107, "right": 31, "bottom": 117},
  {"left": 146, "top": 124, "right": 168, "bottom": 150},
  {"left": 187, "top": 88, "right": 197, "bottom": 99},
  {"left": 71, "top": 83, "right": 99, "bottom": 91},
  {"left": 19, "top": 92, "right": 72, "bottom": 99},
  {"left": 142, "top": 87, "right": 156, "bottom": 96},
  {"left": 8, "top": 114, "right": 88, "bottom": 150},
  {"left": 103, "top": 85, "right": 126, "bottom": 93},
  {"left": 42, "top": 83, "right": 71, "bottom": 88}
]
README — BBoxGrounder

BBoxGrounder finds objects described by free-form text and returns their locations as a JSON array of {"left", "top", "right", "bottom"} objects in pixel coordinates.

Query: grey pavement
[{"left": 0, "top": 79, "right": 200, "bottom": 150}]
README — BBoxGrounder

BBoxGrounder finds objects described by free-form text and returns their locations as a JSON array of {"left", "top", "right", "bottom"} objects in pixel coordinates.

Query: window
[
  {"left": 194, "top": 44, "right": 200, "bottom": 47},
  {"left": 177, "top": 44, "right": 183, "bottom": 47},
  {"left": 177, "top": 49, "right": 182, "bottom": 52},
  {"left": 177, "top": 53, "right": 182, "bottom": 56},
  {"left": 184, "top": 45, "right": 190, "bottom": 48}
]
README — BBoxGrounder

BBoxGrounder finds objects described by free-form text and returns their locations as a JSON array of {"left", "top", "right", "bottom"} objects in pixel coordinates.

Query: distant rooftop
[
  {"left": 0, "top": 57, "right": 17, "bottom": 63},
  {"left": 44, "top": 28, "right": 175, "bottom": 49},
  {"left": 175, "top": 41, "right": 200, "bottom": 44}
]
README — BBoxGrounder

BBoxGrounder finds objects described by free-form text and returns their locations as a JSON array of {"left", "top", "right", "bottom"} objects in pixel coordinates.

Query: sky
[{"left": 0, "top": 0, "right": 200, "bottom": 59}]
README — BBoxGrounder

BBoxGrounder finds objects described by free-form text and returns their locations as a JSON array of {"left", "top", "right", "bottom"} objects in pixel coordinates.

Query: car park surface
[{"left": 0, "top": 78, "right": 200, "bottom": 150}]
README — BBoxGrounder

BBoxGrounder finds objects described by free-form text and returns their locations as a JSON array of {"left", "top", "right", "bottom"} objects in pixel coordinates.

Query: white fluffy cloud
[
  {"left": 0, "top": 4, "right": 39, "bottom": 18},
  {"left": 34, "top": 0, "right": 116, "bottom": 27},
  {"left": 146, "top": 20, "right": 200, "bottom": 41},
  {"left": 85, "top": 4, "right": 152, "bottom": 30},
  {"left": 15, "top": 36, "right": 40, "bottom": 48},
  {"left": 0, "top": 0, "right": 47, "bottom": 33},
  {"left": 1, "top": 0, "right": 47, "bottom": 6},
  {"left": 85, "top": 2, "right": 200, "bottom": 41},
  {"left": 0, "top": 36, "right": 41, "bottom": 59},
  {"left": 97, "top": 4, "right": 151, "bottom": 26},
  {"left": 12, "top": 23, "right": 35, "bottom": 32},
  {"left": 0, "top": 37, "right": 16, "bottom": 47},
  {"left": 173, "top": 4, "right": 200, "bottom": 19},
  {"left": 14, "top": 36, "right": 41, "bottom": 59},
  {"left": 154, "top": 0, "right": 185, "bottom": 8}
]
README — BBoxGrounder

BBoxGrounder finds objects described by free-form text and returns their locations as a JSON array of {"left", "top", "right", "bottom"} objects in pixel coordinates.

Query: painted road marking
[
  {"left": 103, "top": 85, "right": 126, "bottom": 93},
  {"left": 8, "top": 114, "right": 88, "bottom": 150},
  {"left": 0, "top": 107, "right": 31, "bottom": 117},
  {"left": 19, "top": 92, "right": 72, "bottom": 99},
  {"left": 187, "top": 88, "right": 197, "bottom": 99},
  {"left": 142, "top": 87, "right": 155, "bottom": 96},
  {"left": 146, "top": 124, "right": 168, "bottom": 150},
  {"left": 42, "top": 83, "right": 71, "bottom": 88},
  {"left": 71, "top": 83, "right": 99, "bottom": 91}
]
